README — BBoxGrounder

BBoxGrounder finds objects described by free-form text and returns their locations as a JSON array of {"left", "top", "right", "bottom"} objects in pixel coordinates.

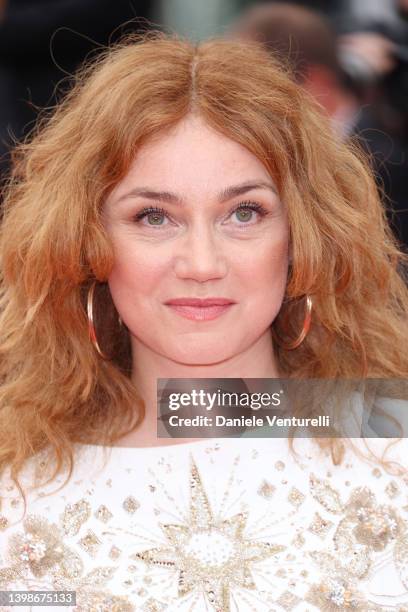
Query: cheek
[
  {"left": 239, "top": 234, "right": 289, "bottom": 291},
  {"left": 248, "top": 239, "right": 289, "bottom": 327},
  {"left": 106, "top": 241, "right": 166, "bottom": 311}
]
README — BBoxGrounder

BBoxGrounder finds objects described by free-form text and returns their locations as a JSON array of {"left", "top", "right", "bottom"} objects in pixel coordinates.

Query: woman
[{"left": 0, "top": 32, "right": 408, "bottom": 611}]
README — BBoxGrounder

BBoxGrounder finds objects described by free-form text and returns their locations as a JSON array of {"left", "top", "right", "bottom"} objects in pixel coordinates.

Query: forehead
[{"left": 107, "top": 115, "right": 274, "bottom": 204}]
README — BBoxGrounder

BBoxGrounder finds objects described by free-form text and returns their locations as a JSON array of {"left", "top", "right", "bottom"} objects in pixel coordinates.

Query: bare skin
[
  {"left": 113, "top": 328, "right": 281, "bottom": 447},
  {"left": 103, "top": 116, "right": 289, "bottom": 448}
]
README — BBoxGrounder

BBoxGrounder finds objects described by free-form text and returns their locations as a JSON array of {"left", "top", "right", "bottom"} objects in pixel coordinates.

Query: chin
[{"left": 164, "top": 344, "right": 235, "bottom": 367}]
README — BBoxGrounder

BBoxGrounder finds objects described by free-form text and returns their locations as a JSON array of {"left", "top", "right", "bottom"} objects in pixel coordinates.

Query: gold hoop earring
[
  {"left": 87, "top": 281, "right": 110, "bottom": 359},
  {"left": 272, "top": 295, "right": 313, "bottom": 350}
]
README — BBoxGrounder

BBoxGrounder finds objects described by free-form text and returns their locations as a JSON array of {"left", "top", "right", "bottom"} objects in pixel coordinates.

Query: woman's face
[{"left": 103, "top": 115, "right": 289, "bottom": 365}]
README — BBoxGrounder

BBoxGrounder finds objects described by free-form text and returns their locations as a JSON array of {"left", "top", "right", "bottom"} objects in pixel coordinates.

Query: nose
[{"left": 173, "top": 223, "right": 228, "bottom": 282}]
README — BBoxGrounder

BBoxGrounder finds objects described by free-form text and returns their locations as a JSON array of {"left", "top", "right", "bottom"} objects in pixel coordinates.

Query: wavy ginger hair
[{"left": 1, "top": 32, "right": 408, "bottom": 502}]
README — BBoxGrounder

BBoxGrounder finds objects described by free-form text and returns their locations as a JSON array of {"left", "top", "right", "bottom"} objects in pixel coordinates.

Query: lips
[
  {"left": 164, "top": 298, "right": 235, "bottom": 307},
  {"left": 164, "top": 298, "right": 236, "bottom": 321}
]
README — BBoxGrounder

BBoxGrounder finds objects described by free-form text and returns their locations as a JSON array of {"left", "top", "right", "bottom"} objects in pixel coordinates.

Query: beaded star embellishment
[{"left": 134, "top": 457, "right": 285, "bottom": 611}]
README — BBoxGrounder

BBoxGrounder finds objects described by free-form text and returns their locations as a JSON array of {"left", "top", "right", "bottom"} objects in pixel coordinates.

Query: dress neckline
[{"left": 74, "top": 436, "right": 226, "bottom": 453}]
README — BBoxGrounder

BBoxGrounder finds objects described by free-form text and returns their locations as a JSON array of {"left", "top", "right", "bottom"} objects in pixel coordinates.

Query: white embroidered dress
[{"left": 1, "top": 426, "right": 408, "bottom": 612}]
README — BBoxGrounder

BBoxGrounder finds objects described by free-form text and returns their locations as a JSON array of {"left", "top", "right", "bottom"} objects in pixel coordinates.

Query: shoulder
[
  {"left": 0, "top": 444, "right": 114, "bottom": 528},
  {"left": 346, "top": 435, "right": 408, "bottom": 473},
  {"left": 0, "top": 443, "right": 135, "bottom": 608}
]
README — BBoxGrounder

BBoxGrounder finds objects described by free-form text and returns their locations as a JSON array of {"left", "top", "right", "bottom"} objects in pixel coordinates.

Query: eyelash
[{"left": 133, "top": 201, "right": 269, "bottom": 227}]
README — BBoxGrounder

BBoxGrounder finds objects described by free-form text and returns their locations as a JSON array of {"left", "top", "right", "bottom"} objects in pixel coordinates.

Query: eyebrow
[{"left": 118, "top": 180, "right": 278, "bottom": 205}]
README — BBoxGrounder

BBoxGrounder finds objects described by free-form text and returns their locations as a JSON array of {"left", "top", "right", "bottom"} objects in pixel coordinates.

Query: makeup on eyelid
[{"left": 132, "top": 200, "right": 271, "bottom": 228}]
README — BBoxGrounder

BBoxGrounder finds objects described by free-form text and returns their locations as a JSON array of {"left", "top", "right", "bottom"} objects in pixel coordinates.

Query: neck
[{"left": 130, "top": 328, "right": 280, "bottom": 435}]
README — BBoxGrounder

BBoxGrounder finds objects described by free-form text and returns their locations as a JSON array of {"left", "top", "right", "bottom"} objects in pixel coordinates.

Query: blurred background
[{"left": 1, "top": 0, "right": 407, "bottom": 249}]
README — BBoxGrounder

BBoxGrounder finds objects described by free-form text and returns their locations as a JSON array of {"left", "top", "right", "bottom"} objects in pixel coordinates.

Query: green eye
[
  {"left": 147, "top": 212, "right": 165, "bottom": 225},
  {"left": 235, "top": 208, "right": 253, "bottom": 223},
  {"left": 134, "top": 206, "right": 168, "bottom": 227}
]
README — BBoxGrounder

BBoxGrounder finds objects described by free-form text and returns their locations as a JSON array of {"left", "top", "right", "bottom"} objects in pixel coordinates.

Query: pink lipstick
[{"left": 164, "top": 298, "right": 235, "bottom": 321}]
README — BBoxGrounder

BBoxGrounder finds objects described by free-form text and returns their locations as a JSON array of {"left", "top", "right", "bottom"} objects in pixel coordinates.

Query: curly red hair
[{"left": 1, "top": 32, "right": 407, "bottom": 508}]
